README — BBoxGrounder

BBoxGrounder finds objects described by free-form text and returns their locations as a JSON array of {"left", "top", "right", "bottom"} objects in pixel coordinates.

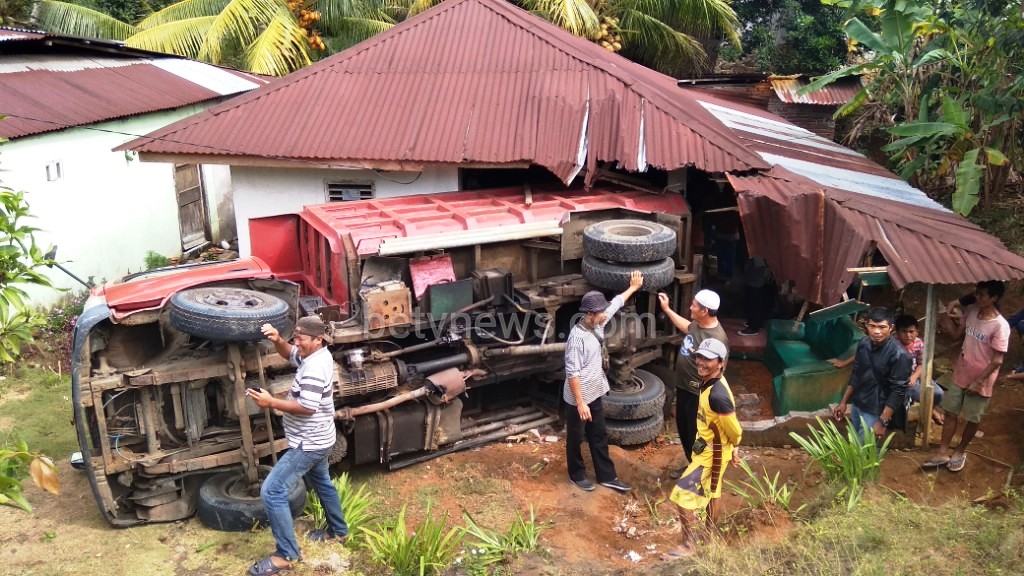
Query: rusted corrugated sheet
[
  {"left": 769, "top": 75, "right": 862, "bottom": 106},
  {"left": 119, "top": 0, "right": 769, "bottom": 179},
  {"left": 0, "top": 55, "right": 268, "bottom": 139},
  {"left": 729, "top": 168, "right": 1024, "bottom": 304},
  {"left": 0, "top": 27, "right": 44, "bottom": 42}
]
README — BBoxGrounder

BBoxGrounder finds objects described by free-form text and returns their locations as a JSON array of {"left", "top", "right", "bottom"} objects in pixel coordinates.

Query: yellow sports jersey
[{"left": 670, "top": 376, "right": 742, "bottom": 509}]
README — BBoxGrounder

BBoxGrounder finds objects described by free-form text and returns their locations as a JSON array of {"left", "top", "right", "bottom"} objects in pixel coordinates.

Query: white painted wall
[
  {"left": 1, "top": 105, "right": 235, "bottom": 307},
  {"left": 231, "top": 165, "right": 460, "bottom": 255}
]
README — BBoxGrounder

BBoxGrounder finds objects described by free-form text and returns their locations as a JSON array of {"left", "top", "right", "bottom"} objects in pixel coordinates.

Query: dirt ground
[
  {"left": 3, "top": 372, "right": 1023, "bottom": 576},
  {"left": 4, "top": 285, "right": 1024, "bottom": 575}
]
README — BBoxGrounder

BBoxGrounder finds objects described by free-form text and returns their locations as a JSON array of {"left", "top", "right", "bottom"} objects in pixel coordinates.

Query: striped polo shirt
[
  {"left": 563, "top": 295, "right": 624, "bottom": 406},
  {"left": 281, "top": 345, "right": 336, "bottom": 451}
]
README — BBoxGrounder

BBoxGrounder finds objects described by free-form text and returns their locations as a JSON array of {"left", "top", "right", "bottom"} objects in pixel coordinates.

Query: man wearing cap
[
  {"left": 564, "top": 270, "right": 643, "bottom": 493},
  {"left": 657, "top": 289, "right": 729, "bottom": 478},
  {"left": 666, "top": 338, "right": 741, "bottom": 558},
  {"left": 245, "top": 316, "right": 347, "bottom": 575}
]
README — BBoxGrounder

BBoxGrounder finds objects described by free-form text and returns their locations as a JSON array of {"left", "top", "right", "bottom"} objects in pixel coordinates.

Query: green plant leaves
[{"left": 953, "top": 148, "right": 982, "bottom": 216}]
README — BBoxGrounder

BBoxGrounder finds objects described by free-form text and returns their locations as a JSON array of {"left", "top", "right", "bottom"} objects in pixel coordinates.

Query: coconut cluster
[
  {"left": 286, "top": 0, "right": 325, "bottom": 51},
  {"left": 597, "top": 15, "right": 622, "bottom": 52}
]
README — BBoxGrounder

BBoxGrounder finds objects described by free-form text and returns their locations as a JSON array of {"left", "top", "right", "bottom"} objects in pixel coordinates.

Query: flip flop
[
  {"left": 921, "top": 456, "right": 951, "bottom": 468},
  {"left": 248, "top": 556, "right": 293, "bottom": 576},
  {"left": 947, "top": 454, "right": 967, "bottom": 472}
]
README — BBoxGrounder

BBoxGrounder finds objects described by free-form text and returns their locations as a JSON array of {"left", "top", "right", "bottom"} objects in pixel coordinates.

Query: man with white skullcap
[{"left": 658, "top": 288, "right": 729, "bottom": 479}]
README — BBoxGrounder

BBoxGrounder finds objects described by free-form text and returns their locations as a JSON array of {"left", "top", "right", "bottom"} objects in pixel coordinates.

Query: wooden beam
[{"left": 920, "top": 284, "right": 937, "bottom": 446}]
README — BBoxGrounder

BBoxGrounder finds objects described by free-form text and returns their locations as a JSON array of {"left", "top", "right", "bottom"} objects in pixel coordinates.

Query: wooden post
[{"left": 920, "top": 284, "right": 938, "bottom": 446}]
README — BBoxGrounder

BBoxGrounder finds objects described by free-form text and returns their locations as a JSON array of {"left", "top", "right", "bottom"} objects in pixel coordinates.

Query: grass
[
  {"left": 694, "top": 488, "right": 1024, "bottom": 576},
  {"left": 303, "top": 471, "right": 378, "bottom": 546},
  {"left": 727, "top": 458, "right": 804, "bottom": 513},
  {"left": 362, "top": 505, "right": 462, "bottom": 576},
  {"left": 0, "top": 367, "right": 78, "bottom": 459},
  {"left": 789, "top": 417, "right": 891, "bottom": 510}
]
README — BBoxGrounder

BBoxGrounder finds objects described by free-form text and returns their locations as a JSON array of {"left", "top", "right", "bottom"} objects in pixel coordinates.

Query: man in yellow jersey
[{"left": 666, "top": 337, "right": 741, "bottom": 557}]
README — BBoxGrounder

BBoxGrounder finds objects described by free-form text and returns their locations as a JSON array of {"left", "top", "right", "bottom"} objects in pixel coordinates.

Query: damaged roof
[
  {"left": 0, "top": 26, "right": 269, "bottom": 140},
  {"left": 117, "top": 0, "right": 769, "bottom": 181}
]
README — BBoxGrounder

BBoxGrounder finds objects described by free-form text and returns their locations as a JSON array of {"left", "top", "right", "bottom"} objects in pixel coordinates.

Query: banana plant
[{"left": 881, "top": 96, "right": 1011, "bottom": 215}]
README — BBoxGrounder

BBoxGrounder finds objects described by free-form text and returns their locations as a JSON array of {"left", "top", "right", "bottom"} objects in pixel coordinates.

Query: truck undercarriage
[{"left": 72, "top": 186, "right": 693, "bottom": 528}]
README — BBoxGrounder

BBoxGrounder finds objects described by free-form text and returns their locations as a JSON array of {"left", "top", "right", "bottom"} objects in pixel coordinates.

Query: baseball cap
[
  {"left": 694, "top": 289, "right": 720, "bottom": 311},
  {"left": 580, "top": 291, "right": 611, "bottom": 313},
  {"left": 293, "top": 315, "right": 331, "bottom": 343},
  {"left": 694, "top": 338, "right": 728, "bottom": 361}
]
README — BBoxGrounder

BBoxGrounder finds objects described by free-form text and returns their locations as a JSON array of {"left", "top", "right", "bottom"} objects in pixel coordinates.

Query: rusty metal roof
[
  {"left": 769, "top": 75, "right": 862, "bottom": 106},
  {"left": 728, "top": 168, "right": 1024, "bottom": 304},
  {"left": 118, "top": 0, "right": 769, "bottom": 181},
  {"left": 0, "top": 27, "right": 45, "bottom": 42},
  {"left": 0, "top": 29, "right": 269, "bottom": 139}
]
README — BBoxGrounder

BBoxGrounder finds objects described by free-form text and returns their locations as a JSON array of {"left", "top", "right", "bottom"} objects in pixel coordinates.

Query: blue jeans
[
  {"left": 261, "top": 444, "right": 348, "bottom": 561},
  {"left": 908, "top": 380, "right": 943, "bottom": 405},
  {"left": 850, "top": 404, "right": 879, "bottom": 436},
  {"left": 1007, "top": 308, "right": 1024, "bottom": 336}
]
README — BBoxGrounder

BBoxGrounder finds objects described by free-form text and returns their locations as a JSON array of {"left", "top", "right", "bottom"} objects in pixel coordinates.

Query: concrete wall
[
  {"left": 231, "top": 165, "right": 460, "bottom": 255},
  {"left": 0, "top": 105, "right": 235, "bottom": 307}
]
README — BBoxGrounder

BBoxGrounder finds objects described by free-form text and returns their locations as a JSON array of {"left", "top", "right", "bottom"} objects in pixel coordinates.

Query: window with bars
[{"left": 326, "top": 182, "right": 374, "bottom": 202}]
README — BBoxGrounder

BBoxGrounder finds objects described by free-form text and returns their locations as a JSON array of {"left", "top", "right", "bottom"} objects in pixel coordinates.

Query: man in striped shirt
[
  {"left": 246, "top": 316, "right": 347, "bottom": 575},
  {"left": 564, "top": 270, "right": 643, "bottom": 493}
]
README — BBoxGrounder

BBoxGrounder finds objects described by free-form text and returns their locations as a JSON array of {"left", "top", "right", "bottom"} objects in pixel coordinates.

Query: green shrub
[
  {"left": 362, "top": 505, "right": 462, "bottom": 576},
  {"left": 0, "top": 436, "right": 60, "bottom": 512},
  {"left": 143, "top": 251, "right": 170, "bottom": 270},
  {"left": 304, "top": 472, "right": 377, "bottom": 546},
  {"left": 460, "top": 505, "right": 544, "bottom": 568},
  {"left": 789, "top": 417, "right": 891, "bottom": 509},
  {"left": 727, "top": 458, "right": 804, "bottom": 513}
]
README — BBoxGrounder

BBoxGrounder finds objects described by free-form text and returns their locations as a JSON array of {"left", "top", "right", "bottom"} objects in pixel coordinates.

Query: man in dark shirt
[{"left": 833, "top": 307, "right": 911, "bottom": 437}]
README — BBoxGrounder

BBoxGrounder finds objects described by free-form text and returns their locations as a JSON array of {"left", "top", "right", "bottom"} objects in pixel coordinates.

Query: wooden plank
[{"left": 858, "top": 271, "right": 890, "bottom": 287}]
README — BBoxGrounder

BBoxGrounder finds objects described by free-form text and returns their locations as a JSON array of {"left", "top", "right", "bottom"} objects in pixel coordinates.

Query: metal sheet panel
[
  {"left": 729, "top": 169, "right": 1024, "bottom": 304},
  {"left": 769, "top": 76, "right": 862, "bottom": 106},
  {"left": 117, "top": 0, "right": 769, "bottom": 178},
  {"left": 0, "top": 54, "right": 268, "bottom": 139}
]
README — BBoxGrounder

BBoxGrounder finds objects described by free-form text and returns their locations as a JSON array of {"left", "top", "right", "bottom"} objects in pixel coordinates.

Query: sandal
[
  {"left": 947, "top": 454, "right": 967, "bottom": 472},
  {"left": 921, "top": 455, "right": 951, "bottom": 468},
  {"left": 248, "top": 555, "right": 293, "bottom": 576}
]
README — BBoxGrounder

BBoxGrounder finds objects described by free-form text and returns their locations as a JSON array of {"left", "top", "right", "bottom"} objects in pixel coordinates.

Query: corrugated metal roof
[
  {"left": 729, "top": 169, "right": 1024, "bottom": 304},
  {"left": 0, "top": 53, "right": 268, "bottom": 139},
  {"left": 769, "top": 75, "right": 862, "bottom": 106},
  {"left": 692, "top": 93, "right": 946, "bottom": 211},
  {"left": 119, "top": 0, "right": 769, "bottom": 180},
  {"left": 0, "top": 27, "right": 45, "bottom": 42}
]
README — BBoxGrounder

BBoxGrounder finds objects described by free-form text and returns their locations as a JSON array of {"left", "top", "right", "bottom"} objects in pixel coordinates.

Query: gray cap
[
  {"left": 293, "top": 315, "right": 331, "bottom": 343},
  {"left": 694, "top": 338, "right": 728, "bottom": 361},
  {"left": 580, "top": 291, "right": 611, "bottom": 313}
]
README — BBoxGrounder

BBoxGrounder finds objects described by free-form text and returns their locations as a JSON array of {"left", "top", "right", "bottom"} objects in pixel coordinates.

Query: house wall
[
  {"left": 1, "top": 105, "right": 235, "bottom": 307},
  {"left": 231, "top": 165, "right": 460, "bottom": 255}
]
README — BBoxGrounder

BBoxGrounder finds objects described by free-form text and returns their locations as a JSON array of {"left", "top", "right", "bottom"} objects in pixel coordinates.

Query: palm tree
[{"left": 31, "top": 0, "right": 739, "bottom": 76}]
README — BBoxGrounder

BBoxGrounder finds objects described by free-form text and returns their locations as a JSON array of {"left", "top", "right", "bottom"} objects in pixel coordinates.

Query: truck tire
[
  {"left": 606, "top": 413, "right": 664, "bottom": 446},
  {"left": 169, "top": 287, "right": 289, "bottom": 342},
  {"left": 640, "top": 361, "right": 678, "bottom": 421},
  {"left": 604, "top": 369, "right": 666, "bottom": 421},
  {"left": 582, "top": 255, "right": 674, "bottom": 292},
  {"left": 197, "top": 466, "right": 306, "bottom": 532},
  {"left": 583, "top": 219, "right": 676, "bottom": 263}
]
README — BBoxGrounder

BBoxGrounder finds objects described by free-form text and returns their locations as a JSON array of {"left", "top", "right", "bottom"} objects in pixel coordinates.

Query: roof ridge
[{"left": 128, "top": 0, "right": 762, "bottom": 168}]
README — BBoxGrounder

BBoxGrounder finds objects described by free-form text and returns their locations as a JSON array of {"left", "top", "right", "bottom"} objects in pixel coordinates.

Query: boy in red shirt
[{"left": 894, "top": 315, "right": 944, "bottom": 425}]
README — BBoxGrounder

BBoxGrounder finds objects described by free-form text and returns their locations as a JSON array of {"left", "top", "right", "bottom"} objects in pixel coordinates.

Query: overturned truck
[{"left": 71, "top": 185, "right": 695, "bottom": 528}]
